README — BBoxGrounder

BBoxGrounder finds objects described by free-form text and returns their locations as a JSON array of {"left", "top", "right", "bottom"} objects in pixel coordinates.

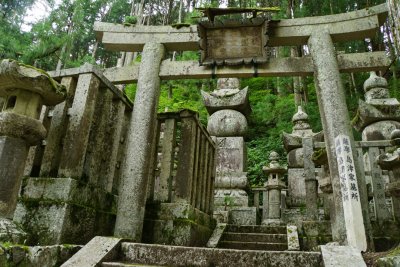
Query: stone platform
[
  {"left": 143, "top": 203, "right": 215, "bottom": 247},
  {"left": 14, "top": 177, "right": 116, "bottom": 245}
]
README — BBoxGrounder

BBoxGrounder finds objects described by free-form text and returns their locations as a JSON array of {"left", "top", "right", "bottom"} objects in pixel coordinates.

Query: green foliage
[{"left": 124, "top": 15, "right": 137, "bottom": 25}]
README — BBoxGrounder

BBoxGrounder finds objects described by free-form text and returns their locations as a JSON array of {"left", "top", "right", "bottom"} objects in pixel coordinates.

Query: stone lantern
[
  {"left": 262, "top": 151, "right": 286, "bottom": 224},
  {"left": 0, "top": 59, "right": 66, "bottom": 241}
]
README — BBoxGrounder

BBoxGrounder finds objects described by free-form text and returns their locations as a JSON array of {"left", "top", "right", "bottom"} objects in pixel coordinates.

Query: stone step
[
  {"left": 225, "top": 224, "right": 287, "bottom": 234},
  {"left": 119, "top": 242, "right": 322, "bottom": 267},
  {"left": 102, "top": 262, "right": 166, "bottom": 267},
  {"left": 222, "top": 232, "right": 287, "bottom": 243},
  {"left": 218, "top": 240, "right": 288, "bottom": 251}
]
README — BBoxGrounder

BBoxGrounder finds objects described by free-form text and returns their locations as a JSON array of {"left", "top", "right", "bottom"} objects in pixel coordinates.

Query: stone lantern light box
[{"left": 197, "top": 18, "right": 270, "bottom": 66}]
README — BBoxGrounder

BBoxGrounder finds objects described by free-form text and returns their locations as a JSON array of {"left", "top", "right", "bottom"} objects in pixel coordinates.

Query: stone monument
[
  {"left": 202, "top": 78, "right": 256, "bottom": 224},
  {"left": 282, "top": 106, "right": 323, "bottom": 207}
]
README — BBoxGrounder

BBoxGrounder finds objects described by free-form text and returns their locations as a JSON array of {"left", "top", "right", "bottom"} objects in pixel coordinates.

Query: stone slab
[
  {"left": 97, "top": 52, "right": 391, "bottom": 84},
  {"left": 143, "top": 203, "right": 215, "bottom": 247},
  {"left": 61, "top": 236, "right": 122, "bottom": 267},
  {"left": 321, "top": 245, "right": 366, "bottom": 267},
  {"left": 287, "top": 168, "right": 306, "bottom": 207},
  {"left": 120, "top": 242, "right": 323, "bottom": 267},
  {"left": 229, "top": 207, "right": 257, "bottom": 225},
  {"left": 206, "top": 223, "right": 227, "bottom": 248},
  {"left": 14, "top": 177, "right": 116, "bottom": 245},
  {"left": 215, "top": 137, "right": 246, "bottom": 173},
  {"left": 287, "top": 225, "right": 300, "bottom": 251}
]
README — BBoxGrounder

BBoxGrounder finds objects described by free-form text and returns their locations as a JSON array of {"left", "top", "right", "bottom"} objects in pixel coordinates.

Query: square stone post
[
  {"left": 114, "top": 42, "right": 165, "bottom": 241},
  {"left": 308, "top": 31, "right": 369, "bottom": 251}
]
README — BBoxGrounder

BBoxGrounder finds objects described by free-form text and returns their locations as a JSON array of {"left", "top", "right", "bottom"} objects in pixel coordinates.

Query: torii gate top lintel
[{"left": 94, "top": 3, "right": 388, "bottom": 51}]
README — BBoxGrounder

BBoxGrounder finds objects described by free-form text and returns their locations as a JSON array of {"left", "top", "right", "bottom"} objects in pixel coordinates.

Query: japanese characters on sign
[{"left": 335, "top": 135, "right": 359, "bottom": 202}]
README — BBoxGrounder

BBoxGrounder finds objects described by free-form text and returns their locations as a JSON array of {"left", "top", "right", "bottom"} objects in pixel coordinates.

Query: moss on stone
[{"left": 351, "top": 109, "right": 360, "bottom": 126}]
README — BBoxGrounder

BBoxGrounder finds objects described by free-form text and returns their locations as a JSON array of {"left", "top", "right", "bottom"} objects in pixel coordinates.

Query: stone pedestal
[
  {"left": 0, "top": 60, "right": 66, "bottom": 242},
  {"left": 143, "top": 203, "right": 214, "bottom": 246}
]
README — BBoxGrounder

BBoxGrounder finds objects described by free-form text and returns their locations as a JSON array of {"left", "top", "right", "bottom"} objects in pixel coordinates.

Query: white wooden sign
[{"left": 335, "top": 134, "right": 367, "bottom": 252}]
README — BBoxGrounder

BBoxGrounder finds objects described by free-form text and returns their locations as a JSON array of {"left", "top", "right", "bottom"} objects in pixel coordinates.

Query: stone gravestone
[{"left": 335, "top": 134, "right": 367, "bottom": 251}]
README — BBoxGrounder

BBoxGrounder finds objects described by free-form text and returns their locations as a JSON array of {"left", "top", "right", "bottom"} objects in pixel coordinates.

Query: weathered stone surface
[
  {"left": 201, "top": 87, "right": 251, "bottom": 116},
  {"left": 207, "top": 110, "right": 248, "bottom": 137},
  {"left": 215, "top": 137, "right": 246, "bottom": 173},
  {"left": 143, "top": 203, "right": 214, "bottom": 247},
  {"left": 287, "top": 148, "right": 304, "bottom": 167},
  {"left": 213, "top": 189, "right": 249, "bottom": 208},
  {"left": 0, "top": 136, "right": 28, "bottom": 218},
  {"left": 120, "top": 242, "right": 323, "bottom": 267},
  {"left": 388, "top": 0, "right": 400, "bottom": 53},
  {"left": 353, "top": 100, "right": 400, "bottom": 131},
  {"left": 206, "top": 223, "right": 227, "bottom": 248},
  {"left": 115, "top": 42, "right": 165, "bottom": 241},
  {"left": 61, "top": 236, "right": 121, "bottom": 267},
  {"left": 229, "top": 207, "right": 257, "bottom": 225},
  {"left": 98, "top": 52, "right": 390, "bottom": 83},
  {"left": 0, "top": 218, "right": 27, "bottom": 243},
  {"left": 14, "top": 177, "right": 116, "bottom": 245},
  {"left": 0, "top": 243, "right": 81, "bottom": 267},
  {"left": 320, "top": 245, "right": 366, "bottom": 267},
  {"left": 40, "top": 77, "right": 77, "bottom": 177},
  {"left": 0, "top": 112, "right": 46, "bottom": 145},
  {"left": 287, "top": 169, "right": 306, "bottom": 206},
  {"left": 0, "top": 59, "right": 66, "bottom": 106},
  {"left": 309, "top": 30, "right": 361, "bottom": 244},
  {"left": 362, "top": 120, "right": 400, "bottom": 141},
  {"left": 58, "top": 73, "right": 100, "bottom": 178},
  {"left": 214, "top": 172, "right": 247, "bottom": 189},
  {"left": 287, "top": 225, "right": 300, "bottom": 251},
  {"left": 95, "top": 4, "right": 387, "bottom": 50}
]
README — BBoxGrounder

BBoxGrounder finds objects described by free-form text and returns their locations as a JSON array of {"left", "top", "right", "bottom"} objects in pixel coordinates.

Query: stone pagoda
[
  {"left": 202, "top": 78, "right": 255, "bottom": 224},
  {"left": 353, "top": 71, "right": 400, "bottom": 140},
  {"left": 282, "top": 106, "right": 323, "bottom": 207}
]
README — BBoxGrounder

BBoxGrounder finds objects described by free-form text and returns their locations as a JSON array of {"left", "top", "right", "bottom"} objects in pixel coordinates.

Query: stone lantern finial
[{"left": 291, "top": 106, "right": 313, "bottom": 136}]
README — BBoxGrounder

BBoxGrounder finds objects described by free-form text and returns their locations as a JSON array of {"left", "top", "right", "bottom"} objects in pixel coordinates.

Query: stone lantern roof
[
  {"left": 282, "top": 106, "right": 323, "bottom": 152},
  {"left": 263, "top": 151, "right": 287, "bottom": 175},
  {"left": 0, "top": 59, "right": 66, "bottom": 106},
  {"left": 201, "top": 78, "right": 251, "bottom": 116}
]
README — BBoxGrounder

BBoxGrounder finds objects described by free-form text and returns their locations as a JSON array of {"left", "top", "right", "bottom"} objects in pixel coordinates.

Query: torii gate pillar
[
  {"left": 308, "top": 31, "right": 370, "bottom": 251},
  {"left": 114, "top": 42, "right": 165, "bottom": 241}
]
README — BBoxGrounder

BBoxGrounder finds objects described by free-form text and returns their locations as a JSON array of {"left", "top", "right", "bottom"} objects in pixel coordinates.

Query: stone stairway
[
  {"left": 217, "top": 224, "right": 288, "bottom": 251},
  {"left": 100, "top": 242, "right": 322, "bottom": 267}
]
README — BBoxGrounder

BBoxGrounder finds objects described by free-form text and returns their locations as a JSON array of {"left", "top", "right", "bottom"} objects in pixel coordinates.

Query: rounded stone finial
[
  {"left": 269, "top": 151, "right": 280, "bottom": 162},
  {"left": 391, "top": 129, "right": 400, "bottom": 140},
  {"left": 292, "top": 106, "right": 308, "bottom": 123},
  {"left": 217, "top": 78, "right": 240, "bottom": 90},
  {"left": 363, "top": 71, "right": 388, "bottom": 92}
]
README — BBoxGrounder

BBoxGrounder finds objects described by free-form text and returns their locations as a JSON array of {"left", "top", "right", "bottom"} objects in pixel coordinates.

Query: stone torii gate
[{"left": 89, "top": 4, "right": 391, "bottom": 250}]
